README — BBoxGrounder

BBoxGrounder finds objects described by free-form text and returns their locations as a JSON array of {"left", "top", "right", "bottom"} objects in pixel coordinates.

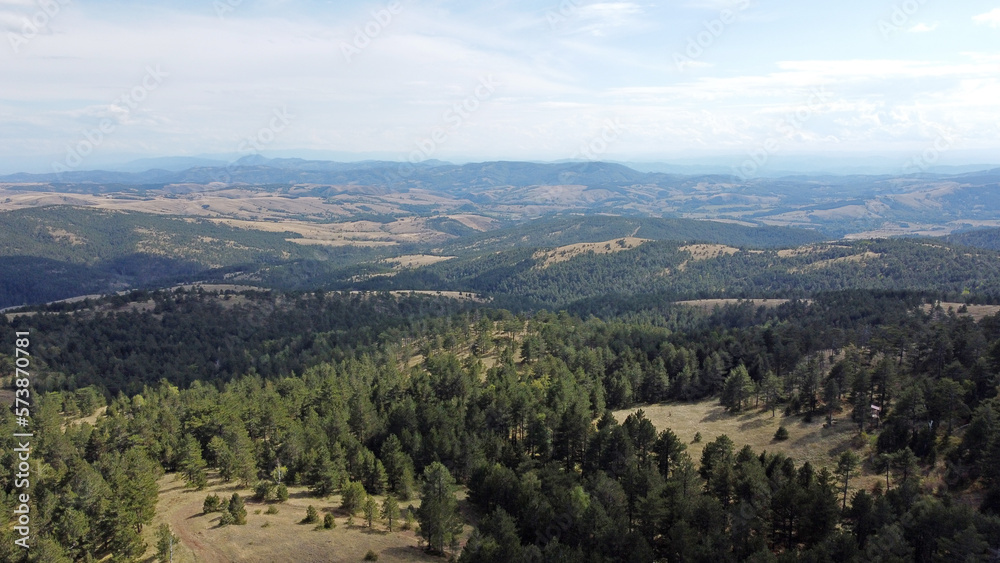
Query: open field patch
[
  {"left": 792, "top": 251, "right": 881, "bottom": 272},
  {"left": 673, "top": 298, "right": 802, "bottom": 311},
  {"left": 387, "top": 255, "right": 456, "bottom": 268},
  {"left": 922, "top": 302, "right": 1000, "bottom": 321},
  {"left": 614, "top": 399, "right": 882, "bottom": 493},
  {"left": 146, "top": 473, "right": 468, "bottom": 563},
  {"left": 679, "top": 243, "right": 739, "bottom": 260},
  {"left": 533, "top": 237, "right": 650, "bottom": 267}
]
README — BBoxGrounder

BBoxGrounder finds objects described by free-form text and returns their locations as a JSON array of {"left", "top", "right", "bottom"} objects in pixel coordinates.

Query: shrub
[
  {"left": 275, "top": 483, "right": 289, "bottom": 502},
  {"left": 774, "top": 426, "right": 790, "bottom": 441},
  {"left": 341, "top": 480, "right": 367, "bottom": 515},
  {"left": 303, "top": 505, "right": 319, "bottom": 524},
  {"left": 692, "top": 432, "right": 702, "bottom": 443},
  {"left": 265, "top": 505, "right": 279, "bottom": 515},
  {"left": 254, "top": 481, "right": 275, "bottom": 502},
  {"left": 323, "top": 513, "right": 336, "bottom": 529},
  {"left": 364, "top": 550, "right": 379, "bottom": 561},
  {"left": 229, "top": 493, "right": 247, "bottom": 525},
  {"left": 203, "top": 494, "right": 222, "bottom": 513}
]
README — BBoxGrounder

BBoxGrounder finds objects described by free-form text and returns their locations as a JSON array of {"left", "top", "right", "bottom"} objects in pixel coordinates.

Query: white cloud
[
  {"left": 562, "top": 2, "right": 645, "bottom": 37},
  {"left": 973, "top": 8, "right": 1000, "bottom": 28},
  {"left": 907, "top": 22, "right": 938, "bottom": 33},
  {"left": 2, "top": 1, "right": 1000, "bottom": 166}
]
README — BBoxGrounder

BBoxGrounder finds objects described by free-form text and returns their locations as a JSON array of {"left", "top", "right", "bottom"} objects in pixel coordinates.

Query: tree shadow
[
  {"left": 700, "top": 406, "right": 731, "bottom": 423},
  {"left": 739, "top": 418, "right": 773, "bottom": 432},
  {"left": 159, "top": 482, "right": 190, "bottom": 495},
  {"left": 382, "top": 546, "right": 427, "bottom": 559}
]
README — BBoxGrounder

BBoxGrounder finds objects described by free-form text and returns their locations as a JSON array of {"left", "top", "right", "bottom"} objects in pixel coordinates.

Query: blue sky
[{"left": 1, "top": 0, "right": 998, "bottom": 173}]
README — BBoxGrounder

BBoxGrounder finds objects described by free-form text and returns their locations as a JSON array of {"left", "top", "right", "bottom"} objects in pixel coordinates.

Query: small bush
[
  {"left": 364, "top": 550, "right": 379, "bottom": 561},
  {"left": 275, "top": 483, "right": 289, "bottom": 502},
  {"left": 219, "top": 511, "right": 235, "bottom": 526},
  {"left": 261, "top": 521, "right": 271, "bottom": 528},
  {"left": 692, "top": 432, "right": 702, "bottom": 443},
  {"left": 254, "top": 481, "right": 275, "bottom": 502},
  {"left": 302, "top": 505, "right": 319, "bottom": 524},
  {"left": 265, "top": 505, "right": 279, "bottom": 515},
  {"left": 228, "top": 493, "right": 247, "bottom": 525},
  {"left": 774, "top": 426, "right": 790, "bottom": 441},
  {"left": 324, "top": 513, "right": 336, "bottom": 529},
  {"left": 203, "top": 494, "right": 222, "bottom": 514},
  {"left": 254, "top": 509, "right": 261, "bottom": 515}
]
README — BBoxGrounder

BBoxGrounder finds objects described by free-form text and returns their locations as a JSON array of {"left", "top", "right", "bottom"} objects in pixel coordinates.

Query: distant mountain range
[{"left": 2, "top": 158, "right": 1000, "bottom": 237}]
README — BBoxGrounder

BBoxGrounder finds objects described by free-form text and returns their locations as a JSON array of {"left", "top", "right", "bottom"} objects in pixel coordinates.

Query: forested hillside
[
  {"left": 7, "top": 208, "right": 1000, "bottom": 312},
  {"left": 360, "top": 238, "right": 1000, "bottom": 309},
  {"left": 0, "top": 206, "right": 380, "bottom": 307},
  {"left": 3, "top": 288, "right": 1000, "bottom": 560},
  {"left": 5, "top": 209, "right": 1000, "bottom": 561},
  {"left": 947, "top": 227, "right": 1000, "bottom": 251},
  {"left": 436, "top": 216, "right": 825, "bottom": 255}
]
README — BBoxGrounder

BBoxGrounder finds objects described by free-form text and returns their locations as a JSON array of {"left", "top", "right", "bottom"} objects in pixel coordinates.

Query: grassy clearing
[
  {"left": 533, "top": 237, "right": 650, "bottom": 268},
  {"left": 146, "top": 473, "right": 468, "bottom": 563},
  {"left": 673, "top": 298, "right": 801, "bottom": 311},
  {"left": 678, "top": 244, "right": 739, "bottom": 260},
  {"left": 922, "top": 302, "right": 1000, "bottom": 321},
  {"left": 614, "top": 399, "right": 882, "bottom": 493}
]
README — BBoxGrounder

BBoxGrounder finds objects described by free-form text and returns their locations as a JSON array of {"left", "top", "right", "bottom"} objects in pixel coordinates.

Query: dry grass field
[
  {"left": 678, "top": 244, "right": 740, "bottom": 260},
  {"left": 532, "top": 237, "right": 650, "bottom": 268},
  {"left": 387, "top": 255, "right": 456, "bottom": 269},
  {"left": 614, "top": 399, "right": 883, "bottom": 493},
  {"left": 0, "top": 186, "right": 497, "bottom": 248},
  {"left": 143, "top": 473, "right": 471, "bottom": 563},
  {"left": 922, "top": 302, "right": 1000, "bottom": 321},
  {"left": 673, "top": 298, "right": 802, "bottom": 311}
]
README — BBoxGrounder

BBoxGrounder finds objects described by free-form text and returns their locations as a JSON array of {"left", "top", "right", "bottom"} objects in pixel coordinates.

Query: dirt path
[
  {"left": 153, "top": 476, "right": 231, "bottom": 563},
  {"left": 168, "top": 494, "right": 230, "bottom": 563}
]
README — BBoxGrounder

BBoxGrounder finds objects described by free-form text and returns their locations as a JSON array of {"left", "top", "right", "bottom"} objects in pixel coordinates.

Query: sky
[{"left": 0, "top": 0, "right": 998, "bottom": 174}]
